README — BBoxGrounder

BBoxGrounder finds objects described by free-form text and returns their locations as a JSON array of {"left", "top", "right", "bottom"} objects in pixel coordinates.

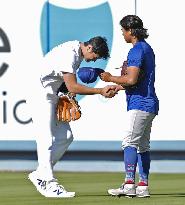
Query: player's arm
[
  {"left": 100, "top": 66, "right": 140, "bottom": 87},
  {"left": 62, "top": 72, "right": 116, "bottom": 97}
]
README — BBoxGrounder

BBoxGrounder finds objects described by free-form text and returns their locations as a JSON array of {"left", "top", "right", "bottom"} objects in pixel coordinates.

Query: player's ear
[
  {"left": 87, "top": 45, "right": 93, "bottom": 53},
  {"left": 128, "top": 29, "right": 132, "bottom": 35}
]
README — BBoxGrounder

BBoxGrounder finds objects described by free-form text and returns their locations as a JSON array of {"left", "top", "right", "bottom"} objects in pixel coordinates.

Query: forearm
[
  {"left": 109, "top": 75, "right": 136, "bottom": 87},
  {"left": 63, "top": 72, "right": 102, "bottom": 95},
  {"left": 68, "top": 83, "right": 102, "bottom": 95}
]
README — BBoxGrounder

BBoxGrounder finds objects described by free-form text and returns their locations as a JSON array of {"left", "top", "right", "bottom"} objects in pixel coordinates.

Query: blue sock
[
  {"left": 137, "top": 151, "right": 150, "bottom": 185},
  {"left": 123, "top": 146, "right": 137, "bottom": 183}
]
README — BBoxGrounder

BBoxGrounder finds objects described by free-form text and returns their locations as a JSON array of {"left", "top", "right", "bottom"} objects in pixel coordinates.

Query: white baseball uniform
[{"left": 29, "top": 40, "right": 83, "bottom": 180}]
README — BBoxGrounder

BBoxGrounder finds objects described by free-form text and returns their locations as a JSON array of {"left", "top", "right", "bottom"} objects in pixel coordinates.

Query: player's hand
[
  {"left": 100, "top": 85, "right": 117, "bottom": 98},
  {"left": 114, "top": 85, "right": 125, "bottom": 92},
  {"left": 100, "top": 72, "right": 112, "bottom": 82}
]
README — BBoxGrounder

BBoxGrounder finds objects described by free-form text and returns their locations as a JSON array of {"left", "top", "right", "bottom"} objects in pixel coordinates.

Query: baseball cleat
[
  {"left": 28, "top": 171, "right": 47, "bottom": 196},
  {"left": 136, "top": 185, "right": 150, "bottom": 198},
  {"left": 28, "top": 171, "right": 75, "bottom": 198},
  {"left": 108, "top": 183, "right": 136, "bottom": 197}
]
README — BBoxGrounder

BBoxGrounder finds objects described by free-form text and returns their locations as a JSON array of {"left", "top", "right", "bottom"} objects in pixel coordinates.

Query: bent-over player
[{"left": 27, "top": 36, "right": 117, "bottom": 198}]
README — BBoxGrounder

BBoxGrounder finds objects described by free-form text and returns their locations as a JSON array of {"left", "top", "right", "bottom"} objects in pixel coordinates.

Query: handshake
[
  {"left": 77, "top": 67, "right": 123, "bottom": 98},
  {"left": 99, "top": 85, "right": 119, "bottom": 98}
]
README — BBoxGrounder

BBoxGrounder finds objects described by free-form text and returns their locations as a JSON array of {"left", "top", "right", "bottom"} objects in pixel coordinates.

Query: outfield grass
[{"left": 0, "top": 171, "right": 184, "bottom": 205}]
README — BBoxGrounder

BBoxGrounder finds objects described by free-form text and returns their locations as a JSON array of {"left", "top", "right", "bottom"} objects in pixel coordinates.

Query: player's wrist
[
  {"left": 96, "top": 88, "right": 102, "bottom": 94},
  {"left": 107, "top": 76, "right": 113, "bottom": 82}
]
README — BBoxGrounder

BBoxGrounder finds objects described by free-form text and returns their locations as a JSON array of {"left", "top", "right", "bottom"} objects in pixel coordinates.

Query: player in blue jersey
[{"left": 100, "top": 15, "right": 159, "bottom": 198}]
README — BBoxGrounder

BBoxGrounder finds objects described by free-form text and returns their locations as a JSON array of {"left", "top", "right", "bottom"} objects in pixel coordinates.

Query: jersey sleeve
[
  {"left": 57, "top": 51, "right": 76, "bottom": 74},
  {"left": 56, "top": 47, "right": 76, "bottom": 74},
  {"left": 127, "top": 47, "right": 144, "bottom": 68},
  {"left": 45, "top": 42, "right": 79, "bottom": 75}
]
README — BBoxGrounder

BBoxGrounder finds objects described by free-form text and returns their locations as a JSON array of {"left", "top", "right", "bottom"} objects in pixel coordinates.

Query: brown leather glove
[{"left": 56, "top": 94, "right": 81, "bottom": 122}]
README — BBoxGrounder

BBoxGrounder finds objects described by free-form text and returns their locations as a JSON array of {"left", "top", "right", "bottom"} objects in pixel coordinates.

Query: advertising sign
[{"left": 0, "top": 0, "right": 185, "bottom": 142}]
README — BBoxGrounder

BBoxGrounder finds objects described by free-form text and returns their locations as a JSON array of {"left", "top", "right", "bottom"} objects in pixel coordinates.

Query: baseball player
[
  {"left": 27, "top": 36, "right": 117, "bottom": 198},
  {"left": 100, "top": 15, "right": 159, "bottom": 198}
]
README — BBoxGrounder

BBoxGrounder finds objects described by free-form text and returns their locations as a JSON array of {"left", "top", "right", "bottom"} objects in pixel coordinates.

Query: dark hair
[
  {"left": 84, "top": 36, "right": 110, "bottom": 60},
  {"left": 120, "top": 15, "right": 149, "bottom": 40}
]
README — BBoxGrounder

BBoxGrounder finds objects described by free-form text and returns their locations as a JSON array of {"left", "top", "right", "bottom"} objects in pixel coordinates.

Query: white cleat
[
  {"left": 136, "top": 185, "right": 150, "bottom": 198},
  {"left": 28, "top": 171, "right": 75, "bottom": 198},
  {"left": 28, "top": 171, "right": 47, "bottom": 196},
  {"left": 108, "top": 183, "right": 136, "bottom": 197}
]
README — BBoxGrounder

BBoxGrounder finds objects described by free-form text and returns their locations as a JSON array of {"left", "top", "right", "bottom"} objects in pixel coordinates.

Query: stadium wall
[{"left": 0, "top": 0, "right": 185, "bottom": 171}]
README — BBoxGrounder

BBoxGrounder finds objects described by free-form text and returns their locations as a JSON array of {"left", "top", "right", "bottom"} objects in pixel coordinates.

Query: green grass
[{"left": 0, "top": 172, "right": 185, "bottom": 205}]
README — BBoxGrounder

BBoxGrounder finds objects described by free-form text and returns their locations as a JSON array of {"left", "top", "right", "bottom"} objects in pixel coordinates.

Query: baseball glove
[{"left": 56, "top": 93, "right": 81, "bottom": 122}]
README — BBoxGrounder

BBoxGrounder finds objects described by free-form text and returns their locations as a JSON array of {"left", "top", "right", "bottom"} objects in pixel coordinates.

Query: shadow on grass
[
  {"left": 77, "top": 194, "right": 110, "bottom": 197},
  {"left": 152, "top": 193, "right": 185, "bottom": 197},
  {"left": 78, "top": 193, "right": 185, "bottom": 198}
]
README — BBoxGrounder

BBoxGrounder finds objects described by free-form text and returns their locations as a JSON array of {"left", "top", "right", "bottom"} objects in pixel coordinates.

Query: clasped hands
[
  {"left": 100, "top": 72, "right": 124, "bottom": 98},
  {"left": 100, "top": 85, "right": 118, "bottom": 98}
]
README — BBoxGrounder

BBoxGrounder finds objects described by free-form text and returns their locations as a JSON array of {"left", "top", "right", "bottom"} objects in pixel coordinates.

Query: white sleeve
[{"left": 45, "top": 44, "right": 77, "bottom": 74}]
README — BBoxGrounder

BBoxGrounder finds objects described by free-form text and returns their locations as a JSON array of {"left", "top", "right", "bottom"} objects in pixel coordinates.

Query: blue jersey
[{"left": 125, "top": 40, "right": 159, "bottom": 114}]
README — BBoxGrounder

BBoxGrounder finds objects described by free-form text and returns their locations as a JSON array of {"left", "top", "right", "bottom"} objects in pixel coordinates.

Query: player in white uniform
[{"left": 27, "top": 36, "right": 116, "bottom": 198}]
